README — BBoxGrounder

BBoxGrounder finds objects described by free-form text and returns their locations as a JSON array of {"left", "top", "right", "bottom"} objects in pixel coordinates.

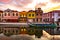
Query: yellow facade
[{"left": 27, "top": 11, "right": 35, "bottom": 19}]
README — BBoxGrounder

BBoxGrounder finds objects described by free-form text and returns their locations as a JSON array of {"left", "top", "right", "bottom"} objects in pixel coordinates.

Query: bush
[
  {"left": 28, "top": 29, "right": 35, "bottom": 35},
  {"left": 35, "top": 30, "right": 43, "bottom": 38}
]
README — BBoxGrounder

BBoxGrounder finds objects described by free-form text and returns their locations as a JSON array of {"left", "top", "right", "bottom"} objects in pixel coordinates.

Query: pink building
[
  {"left": 2, "top": 9, "right": 19, "bottom": 22},
  {"left": 42, "top": 12, "right": 52, "bottom": 23},
  {"left": 42, "top": 10, "right": 60, "bottom": 23}
]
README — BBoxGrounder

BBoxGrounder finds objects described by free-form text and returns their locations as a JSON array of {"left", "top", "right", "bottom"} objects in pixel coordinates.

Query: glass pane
[{"left": 29, "top": 14, "right": 31, "bottom": 17}]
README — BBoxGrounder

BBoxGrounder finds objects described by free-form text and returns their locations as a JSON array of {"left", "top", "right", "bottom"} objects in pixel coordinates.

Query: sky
[{"left": 0, "top": 0, "right": 60, "bottom": 13}]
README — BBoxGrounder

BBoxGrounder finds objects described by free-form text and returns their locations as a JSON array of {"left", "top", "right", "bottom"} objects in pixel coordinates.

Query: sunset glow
[{"left": 0, "top": 0, "right": 60, "bottom": 13}]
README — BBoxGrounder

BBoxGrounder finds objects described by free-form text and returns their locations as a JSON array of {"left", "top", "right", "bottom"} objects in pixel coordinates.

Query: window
[
  {"left": 44, "top": 18, "right": 49, "bottom": 22},
  {"left": 8, "top": 30, "right": 10, "bottom": 32},
  {"left": 4, "top": 30, "right": 6, "bottom": 33},
  {"left": 40, "top": 18, "right": 42, "bottom": 22},
  {"left": 45, "top": 19, "right": 47, "bottom": 22},
  {"left": 47, "top": 18, "right": 49, "bottom": 21},
  {"left": 40, "top": 14, "right": 42, "bottom": 16},
  {"left": 58, "top": 13, "right": 60, "bottom": 16},
  {"left": 43, "top": 19, "right": 47, "bottom": 22},
  {"left": 20, "top": 15, "right": 23, "bottom": 17},
  {"left": 58, "top": 19, "right": 60, "bottom": 22},
  {"left": 0, "top": 14, "right": 1, "bottom": 16},
  {"left": 16, "top": 30, "right": 18, "bottom": 33},
  {"left": 36, "top": 14, "right": 38, "bottom": 16},
  {"left": 8, "top": 13, "right": 10, "bottom": 16},
  {"left": 24, "top": 15, "right": 26, "bottom": 17},
  {"left": 21, "top": 29, "right": 24, "bottom": 31},
  {"left": 5, "top": 13, "right": 6, "bottom": 16},
  {"left": 0, "top": 28, "right": 1, "bottom": 31},
  {"left": 52, "top": 13, "right": 54, "bottom": 16},
  {"left": 33, "top": 19, "right": 35, "bottom": 22},
  {"left": 24, "top": 29, "right": 26, "bottom": 31},
  {"left": 13, "top": 30, "right": 14, "bottom": 33},
  {"left": 52, "top": 18, "right": 54, "bottom": 21},
  {"left": 16, "top": 13, "right": 18, "bottom": 16},
  {"left": 43, "top": 19, "right": 45, "bottom": 22},
  {"left": 36, "top": 19, "right": 38, "bottom": 22},
  {"left": 29, "top": 14, "right": 31, "bottom": 17},
  {"left": 32, "top": 14, "right": 34, "bottom": 17},
  {"left": 13, "top": 13, "right": 14, "bottom": 16}
]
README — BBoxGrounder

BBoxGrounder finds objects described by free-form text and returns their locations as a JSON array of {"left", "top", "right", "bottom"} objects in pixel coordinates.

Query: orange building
[{"left": 19, "top": 11, "right": 27, "bottom": 22}]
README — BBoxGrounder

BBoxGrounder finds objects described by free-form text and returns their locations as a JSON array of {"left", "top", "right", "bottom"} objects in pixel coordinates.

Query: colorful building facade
[
  {"left": 42, "top": 12, "right": 52, "bottom": 23},
  {"left": 19, "top": 11, "right": 27, "bottom": 22},
  {"left": 35, "top": 8, "right": 43, "bottom": 23},
  {"left": 27, "top": 10, "right": 35, "bottom": 22},
  {"left": 42, "top": 10, "right": 60, "bottom": 23},
  {"left": 0, "top": 8, "right": 59, "bottom": 23},
  {"left": 2, "top": 9, "right": 19, "bottom": 22},
  {"left": 0, "top": 8, "right": 59, "bottom": 36}
]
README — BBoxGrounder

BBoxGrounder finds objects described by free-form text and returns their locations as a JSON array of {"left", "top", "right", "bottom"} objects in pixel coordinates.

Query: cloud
[
  {"left": 44, "top": 5, "right": 60, "bottom": 13},
  {"left": 0, "top": 0, "right": 33, "bottom": 11},
  {"left": 51, "top": 0, "right": 60, "bottom": 3},
  {"left": 0, "top": 0, "right": 33, "bottom": 6},
  {"left": 0, "top": 0, "right": 12, "bottom": 4},
  {"left": 39, "top": 3, "right": 47, "bottom": 6},
  {"left": 15, "top": 0, "right": 33, "bottom": 6},
  {"left": 0, "top": 0, "right": 60, "bottom": 13},
  {"left": 35, "top": 2, "right": 47, "bottom": 8}
]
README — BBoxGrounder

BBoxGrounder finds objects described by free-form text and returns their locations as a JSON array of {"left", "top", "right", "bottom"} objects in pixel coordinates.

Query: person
[{"left": 56, "top": 21, "right": 59, "bottom": 26}]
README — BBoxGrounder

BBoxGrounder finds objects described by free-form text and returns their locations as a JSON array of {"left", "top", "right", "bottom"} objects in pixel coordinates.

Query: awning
[{"left": 29, "top": 24, "right": 57, "bottom": 29}]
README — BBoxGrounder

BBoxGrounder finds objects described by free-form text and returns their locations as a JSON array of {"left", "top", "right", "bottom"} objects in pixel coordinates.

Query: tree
[
  {"left": 28, "top": 28, "right": 35, "bottom": 35},
  {"left": 35, "top": 29, "right": 43, "bottom": 38}
]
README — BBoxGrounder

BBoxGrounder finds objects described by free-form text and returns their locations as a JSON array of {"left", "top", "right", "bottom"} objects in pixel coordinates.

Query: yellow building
[
  {"left": 19, "top": 11, "right": 27, "bottom": 22},
  {"left": 27, "top": 10, "right": 36, "bottom": 22}
]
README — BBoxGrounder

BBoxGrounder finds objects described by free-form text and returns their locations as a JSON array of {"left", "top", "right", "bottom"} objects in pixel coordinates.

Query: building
[
  {"left": 2, "top": 9, "right": 19, "bottom": 22},
  {"left": 27, "top": 10, "right": 35, "bottom": 23},
  {"left": 0, "top": 10, "right": 3, "bottom": 22},
  {"left": 35, "top": 8, "right": 43, "bottom": 23},
  {"left": 42, "top": 12, "right": 52, "bottom": 23},
  {"left": 42, "top": 10, "right": 60, "bottom": 23},
  {"left": 52, "top": 10, "right": 60, "bottom": 22},
  {"left": 19, "top": 11, "right": 27, "bottom": 22}
]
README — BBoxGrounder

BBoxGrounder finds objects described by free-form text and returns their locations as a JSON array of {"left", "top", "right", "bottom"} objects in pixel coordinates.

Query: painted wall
[{"left": 27, "top": 12, "right": 35, "bottom": 18}]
